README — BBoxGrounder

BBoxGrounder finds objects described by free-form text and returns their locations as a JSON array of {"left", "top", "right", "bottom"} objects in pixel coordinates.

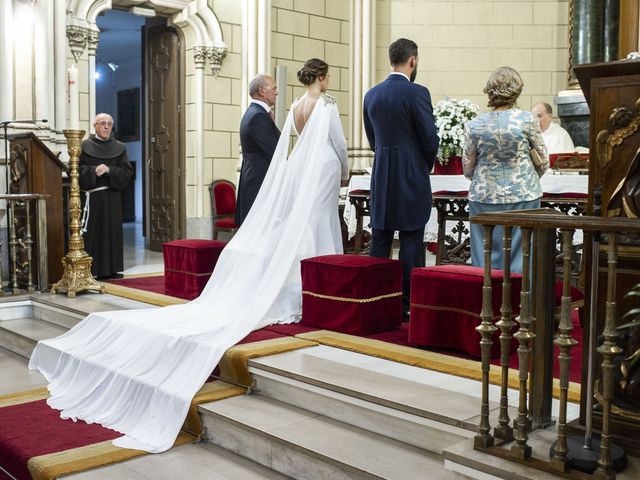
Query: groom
[
  {"left": 235, "top": 74, "right": 280, "bottom": 225},
  {"left": 363, "top": 38, "right": 439, "bottom": 319}
]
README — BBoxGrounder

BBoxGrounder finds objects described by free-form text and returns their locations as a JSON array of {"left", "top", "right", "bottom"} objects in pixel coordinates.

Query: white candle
[{"left": 68, "top": 63, "right": 79, "bottom": 130}]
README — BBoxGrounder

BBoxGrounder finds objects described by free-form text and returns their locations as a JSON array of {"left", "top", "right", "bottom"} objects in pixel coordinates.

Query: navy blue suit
[
  {"left": 235, "top": 103, "right": 280, "bottom": 225},
  {"left": 363, "top": 74, "right": 439, "bottom": 313}
]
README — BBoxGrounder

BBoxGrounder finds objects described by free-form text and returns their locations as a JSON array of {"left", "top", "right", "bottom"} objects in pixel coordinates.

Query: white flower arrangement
[{"left": 434, "top": 98, "right": 480, "bottom": 165}]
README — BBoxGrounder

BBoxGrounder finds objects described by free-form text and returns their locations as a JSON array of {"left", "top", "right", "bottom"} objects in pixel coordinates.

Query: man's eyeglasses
[{"left": 96, "top": 121, "right": 113, "bottom": 127}]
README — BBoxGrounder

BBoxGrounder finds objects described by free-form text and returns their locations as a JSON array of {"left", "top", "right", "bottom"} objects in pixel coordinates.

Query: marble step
[
  {"left": 61, "top": 441, "right": 291, "bottom": 480},
  {"left": 0, "top": 317, "right": 66, "bottom": 358},
  {"left": 200, "top": 394, "right": 460, "bottom": 480},
  {"left": 31, "top": 302, "right": 85, "bottom": 330},
  {"left": 248, "top": 347, "right": 485, "bottom": 449},
  {"left": 0, "top": 298, "right": 34, "bottom": 321}
]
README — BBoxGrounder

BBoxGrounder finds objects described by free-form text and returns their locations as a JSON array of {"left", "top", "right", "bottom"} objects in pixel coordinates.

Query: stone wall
[
  {"left": 185, "top": 1, "right": 243, "bottom": 234},
  {"left": 376, "top": 0, "right": 571, "bottom": 112},
  {"left": 271, "top": 0, "right": 350, "bottom": 138}
]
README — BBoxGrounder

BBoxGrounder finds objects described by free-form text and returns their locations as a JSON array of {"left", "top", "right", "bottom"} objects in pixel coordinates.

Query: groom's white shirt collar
[
  {"left": 250, "top": 99, "right": 271, "bottom": 113},
  {"left": 389, "top": 71, "right": 410, "bottom": 81}
]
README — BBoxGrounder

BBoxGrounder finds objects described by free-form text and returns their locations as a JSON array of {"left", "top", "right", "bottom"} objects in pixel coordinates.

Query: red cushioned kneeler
[
  {"left": 409, "top": 265, "right": 523, "bottom": 358},
  {"left": 301, "top": 255, "right": 402, "bottom": 335},
  {"left": 163, "top": 239, "right": 226, "bottom": 300}
]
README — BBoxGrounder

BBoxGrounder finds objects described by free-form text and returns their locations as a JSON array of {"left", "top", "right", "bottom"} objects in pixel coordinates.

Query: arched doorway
[{"left": 66, "top": 0, "right": 227, "bottom": 251}]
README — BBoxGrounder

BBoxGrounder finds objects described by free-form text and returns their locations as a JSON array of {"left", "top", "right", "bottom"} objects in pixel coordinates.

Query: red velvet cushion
[
  {"left": 409, "top": 265, "right": 522, "bottom": 358},
  {"left": 348, "top": 189, "right": 370, "bottom": 196},
  {"left": 301, "top": 254, "right": 402, "bottom": 335},
  {"left": 213, "top": 182, "right": 236, "bottom": 216},
  {"left": 215, "top": 217, "right": 239, "bottom": 229},
  {"left": 163, "top": 240, "right": 226, "bottom": 299}
]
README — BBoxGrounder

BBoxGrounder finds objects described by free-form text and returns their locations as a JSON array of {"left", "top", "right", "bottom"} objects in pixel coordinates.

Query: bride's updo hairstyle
[
  {"left": 297, "top": 58, "right": 329, "bottom": 86},
  {"left": 483, "top": 66, "right": 523, "bottom": 109}
]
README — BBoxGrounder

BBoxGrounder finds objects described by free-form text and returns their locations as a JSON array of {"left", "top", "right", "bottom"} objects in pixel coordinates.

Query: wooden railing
[
  {"left": 0, "top": 193, "right": 48, "bottom": 293},
  {"left": 470, "top": 209, "right": 640, "bottom": 478}
]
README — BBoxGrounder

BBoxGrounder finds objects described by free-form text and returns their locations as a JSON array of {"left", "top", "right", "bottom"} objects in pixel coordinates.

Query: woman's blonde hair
[{"left": 483, "top": 66, "right": 523, "bottom": 108}]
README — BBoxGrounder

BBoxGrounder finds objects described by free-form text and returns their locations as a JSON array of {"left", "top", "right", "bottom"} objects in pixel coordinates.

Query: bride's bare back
[{"left": 293, "top": 94, "right": 320, "bottom": 134}]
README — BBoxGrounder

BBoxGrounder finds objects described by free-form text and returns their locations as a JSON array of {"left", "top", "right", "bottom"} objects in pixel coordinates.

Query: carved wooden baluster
[
  {"left": 494, "top": 226, "right": 514, "bottom": 441},
  {"left": 9, "top": 199, "right": 19, "bottom": 294},
  {"left": 511, "top": 227, "right": 534, "bottom": 459},
  {"left": 474, "top": 224, "right": 497, "bottom": 449},
  {"left": 594, "top": 233, "right": 621, "bottom": 480},
  {"left": 24, "top": 199, "right": 34, "bottom": 292},
  {"left": 550, "top": 228, "right": 577, "bottom": 473}
]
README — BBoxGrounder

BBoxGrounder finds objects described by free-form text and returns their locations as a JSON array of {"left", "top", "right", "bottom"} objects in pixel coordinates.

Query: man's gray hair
[{"left": 249, "top": 74, "right": 269, "bottom": 98}]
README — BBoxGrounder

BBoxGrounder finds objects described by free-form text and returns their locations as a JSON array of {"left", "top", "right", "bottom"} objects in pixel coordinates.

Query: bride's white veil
[
  {"left": 27, "top": 96, "right": 340, "bottom": 454},
  {"left": 196, "top": 96, "right": 335, "bottom": 328}
]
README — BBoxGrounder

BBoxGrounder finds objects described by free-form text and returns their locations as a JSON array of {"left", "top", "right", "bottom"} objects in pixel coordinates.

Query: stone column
[
  {"left": 349, "top": 0, "right": 375, "bottom": 173},
  {"left": 257, "top": 0, "right": 271, "bottom": 75},
  {"left": 87, "top": 29, "right": 99, "bottom": 126},
  {"left": 0, "top": 0, "right": 14, "bottom": 125},
  {"left": 194, "top": 47, "right": 206, "bottom": 218},
  {"left": 569, "top": 0, "right": 604, "bottom": 84},
  {"left": 33, "top": 0, "right": 54, "bottom": 129},
  {"left": 0, "top": 0, "right": 14, "bottom": 250},
  {"left": 603, "top": 0, "right": 620, "bottom": 61},
  {"left": 54, "top": 0, "right": 66, "bottom": 133},
  {"left": 240, "top": 0, "right": 271, "bottom": 174}
]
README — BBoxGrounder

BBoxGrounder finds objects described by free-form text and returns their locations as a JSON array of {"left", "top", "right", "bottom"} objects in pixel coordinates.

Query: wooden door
[{"left": 144, "top": 24, "right": 183, "bottom": 251}]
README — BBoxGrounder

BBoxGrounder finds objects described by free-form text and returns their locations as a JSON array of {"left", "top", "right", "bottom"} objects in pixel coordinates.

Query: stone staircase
[
  {"left": 0, "top": 293, "right": 150, "bottom": 359},
  {"left": 199, "top": 346, "right": 477, "bottom": 479},
  {"left": 4, "top": 294, "right": 638, "bottom": 479}
]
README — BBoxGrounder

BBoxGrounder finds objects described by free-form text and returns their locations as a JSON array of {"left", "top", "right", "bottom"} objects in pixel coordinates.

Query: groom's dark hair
[{"left": 389, "top": 38, "right": 418, "bottom": 65}]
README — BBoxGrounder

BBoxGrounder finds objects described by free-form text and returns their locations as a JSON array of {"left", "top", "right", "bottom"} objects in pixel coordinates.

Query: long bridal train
[{"left": 29, "top": 95, "right": 348, "bottom": 453}]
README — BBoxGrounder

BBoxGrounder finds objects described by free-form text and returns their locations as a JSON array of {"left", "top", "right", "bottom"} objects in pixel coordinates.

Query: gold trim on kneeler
[
  {"left": 303, "top": 290, "right": 402, "bottom": 303},
  {"left": 165, "top": 267, "right": 213, "bottom": 277},
  {"left": 410, "top": 303, "right": 504, "bottom": 321}
]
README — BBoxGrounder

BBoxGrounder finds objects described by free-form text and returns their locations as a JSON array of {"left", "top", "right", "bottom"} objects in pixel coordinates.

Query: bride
[{"left": 29, "top": 58, "right": 349, "bottom": 453}]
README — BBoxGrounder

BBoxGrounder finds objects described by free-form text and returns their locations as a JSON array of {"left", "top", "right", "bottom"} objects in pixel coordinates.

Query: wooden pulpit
[
  {"left": 9, "top": 132, "right": 67, "bottom": 284},
  {"left": 575, "top": 59, "right": 640, "bottom": 454}
]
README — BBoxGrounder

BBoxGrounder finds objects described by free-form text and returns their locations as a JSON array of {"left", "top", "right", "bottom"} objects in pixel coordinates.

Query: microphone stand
[{"left": 1, "top": 120, "right": 48, "bottom": 291}]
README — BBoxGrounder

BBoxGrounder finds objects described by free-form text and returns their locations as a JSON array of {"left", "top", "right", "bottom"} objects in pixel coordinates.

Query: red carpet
[{"left": 0, "top": 399, "right": 120, "bottom": 480}]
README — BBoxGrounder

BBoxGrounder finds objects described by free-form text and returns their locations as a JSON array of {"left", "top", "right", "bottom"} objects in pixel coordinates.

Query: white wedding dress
[{"left": 29, "top": 94, "right": 349, "bottom": 453}]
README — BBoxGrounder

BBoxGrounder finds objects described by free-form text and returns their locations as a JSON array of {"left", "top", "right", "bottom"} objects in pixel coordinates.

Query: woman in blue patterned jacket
[{"left": 462, "top": 66, "right": 549, "bottom": 274}]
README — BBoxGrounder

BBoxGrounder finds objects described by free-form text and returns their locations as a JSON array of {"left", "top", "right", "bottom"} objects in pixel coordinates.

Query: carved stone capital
[
  {"left": 66, "top": 25, "right": 88, "bottom": 62},
  {"left": 87, "top": 30, "right": 99, "bottom": 54},
  {"left": 207, "top": 46, "right": 227, "bottom": 77},
  {"left": 194, "top": 46, "right": 206, "bottom": 69}
]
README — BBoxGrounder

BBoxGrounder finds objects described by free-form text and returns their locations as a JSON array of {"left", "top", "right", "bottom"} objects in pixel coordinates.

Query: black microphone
[{"left": 0, "top": 119, "right": 48, "bottom": 126}]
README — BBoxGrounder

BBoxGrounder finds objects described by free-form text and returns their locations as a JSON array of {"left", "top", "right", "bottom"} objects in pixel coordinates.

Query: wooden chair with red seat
[{"left": 210, "top": 180, "right": 240, "bottom": 240}]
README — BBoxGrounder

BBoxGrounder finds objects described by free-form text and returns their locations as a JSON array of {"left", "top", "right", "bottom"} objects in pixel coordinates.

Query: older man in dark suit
[
  {"left": 235, "top": 74, "right": 280, "bottom": 225},
  {"left": 363, "top": 38, "right": 439, "bottom": 319}
]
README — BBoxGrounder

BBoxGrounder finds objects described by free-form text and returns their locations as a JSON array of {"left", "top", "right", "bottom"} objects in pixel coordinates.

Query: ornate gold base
[{"left": 51, "top": 251, "right": 104, "bottom": 298}]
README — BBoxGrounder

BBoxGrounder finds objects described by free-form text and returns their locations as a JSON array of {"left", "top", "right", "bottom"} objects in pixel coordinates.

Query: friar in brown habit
[{"left": 79, "top": 113, "right": 133, "bottom": 279}]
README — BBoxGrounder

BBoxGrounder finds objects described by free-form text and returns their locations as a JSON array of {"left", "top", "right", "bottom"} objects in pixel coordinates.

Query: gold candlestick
[{"left": 51, "top": 130, "right": 104, "bottom": 298}]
